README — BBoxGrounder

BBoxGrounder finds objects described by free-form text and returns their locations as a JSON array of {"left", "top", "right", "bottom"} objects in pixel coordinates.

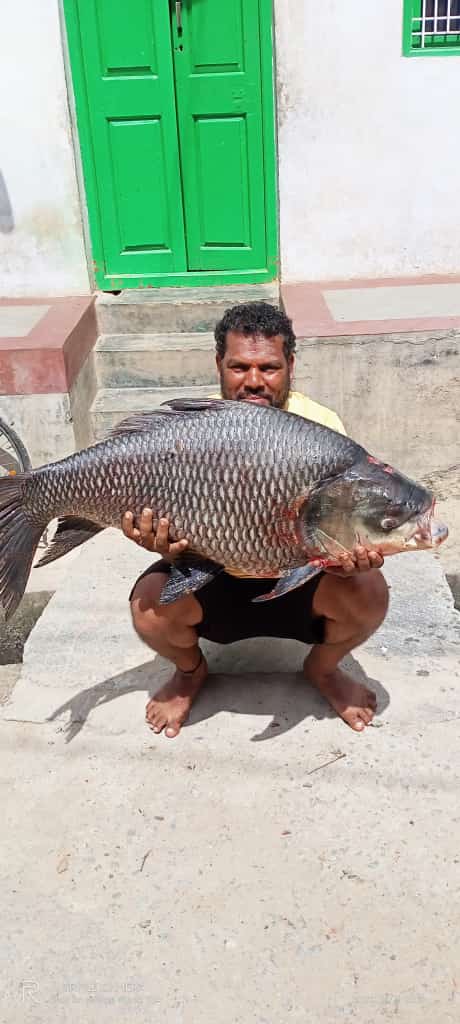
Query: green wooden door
[
  {"left": 64, "top": 0, "right": 277, "bottom": 289},
  {"left": 172, "top": 1, "right": 268, "bottom": 272}
]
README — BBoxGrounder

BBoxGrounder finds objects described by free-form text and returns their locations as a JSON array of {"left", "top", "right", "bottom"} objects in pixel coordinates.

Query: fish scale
[
  {"left": 29, "top": 401, "right": 346, "bottom": 572},
  {"left": 1, "top": 397, "right": 443, "bottom": 621}
]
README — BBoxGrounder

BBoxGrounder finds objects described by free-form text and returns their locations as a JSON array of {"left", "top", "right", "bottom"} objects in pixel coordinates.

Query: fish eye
[{"left": 381, "top": 516, "right": 399, "bottom": 531}]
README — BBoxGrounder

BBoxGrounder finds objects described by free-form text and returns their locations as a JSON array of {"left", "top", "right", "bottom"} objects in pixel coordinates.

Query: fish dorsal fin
[
  {"left": 109, "top": 399, "right": 225, "bottom": 438},
  {"left": 161, "top": 398, "right": 225, "bottom": 412}
]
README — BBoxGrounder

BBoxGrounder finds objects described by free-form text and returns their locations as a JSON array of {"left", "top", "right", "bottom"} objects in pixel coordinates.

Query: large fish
[{"left": 0, "top": 399, "right": 447, "bottom": 619}]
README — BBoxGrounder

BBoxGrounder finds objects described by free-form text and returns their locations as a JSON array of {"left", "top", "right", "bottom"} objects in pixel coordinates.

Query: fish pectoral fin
[
  {"left": 314, "top": 529, "right": 351, "bottom": 559},
  {"left": 36, "top": 517, "right": 104, "bottom": 567},
  {"left": 252, "top": 564, "right": 322, "bottom": 603},
  {"left": 158, "top": 557, "right": 224, "bottom": 606}
]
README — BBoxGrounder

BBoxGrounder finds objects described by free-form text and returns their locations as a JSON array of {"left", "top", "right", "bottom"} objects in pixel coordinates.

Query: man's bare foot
[
  {"left": 303, "top": 658, "right": 377, "bottom": 732},
  {"left": 146, "top": 654, "right": 208, "bottom": 738}
]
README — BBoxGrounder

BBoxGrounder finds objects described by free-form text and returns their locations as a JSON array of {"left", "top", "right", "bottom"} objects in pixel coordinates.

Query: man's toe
[
  {"left": 165, "top": 721, "right": 181, "bottom": 738},
  {"left": 348, "top": 705, "right": 375, "bottom": 730},
  {"left": 146, "top": 705, "right": 165, "bottom": 731}
]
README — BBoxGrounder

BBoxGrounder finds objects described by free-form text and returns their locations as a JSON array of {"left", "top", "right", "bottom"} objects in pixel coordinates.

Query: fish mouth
[
  {"left": 406, "top": 503, "right": 448, "bottom": 549},
  {"left": 414, "top": 518, "right": 448, "bottom": 547}
]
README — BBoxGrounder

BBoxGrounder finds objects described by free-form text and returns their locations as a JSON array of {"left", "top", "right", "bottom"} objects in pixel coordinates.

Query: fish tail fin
[{"left": 0, "top": 474, "right": 45, "bottom": 619}]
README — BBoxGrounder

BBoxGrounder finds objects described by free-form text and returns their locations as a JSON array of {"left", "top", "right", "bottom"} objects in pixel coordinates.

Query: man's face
[{"left": 217, "top": 331, "right": 294, "bottom": 408}]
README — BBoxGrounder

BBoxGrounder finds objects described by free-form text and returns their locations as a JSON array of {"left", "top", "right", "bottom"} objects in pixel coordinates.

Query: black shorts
[{"left": 130, "top": 559, "right": 326, "bottom": 646}]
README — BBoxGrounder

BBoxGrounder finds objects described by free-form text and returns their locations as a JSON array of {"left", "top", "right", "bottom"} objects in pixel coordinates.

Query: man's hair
[{"left": 214, "top": 301, "right": 296, "bottom": 360}]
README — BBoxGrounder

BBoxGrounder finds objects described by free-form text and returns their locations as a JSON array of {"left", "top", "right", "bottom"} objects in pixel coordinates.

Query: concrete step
[
  {"left": 94, "top": 330, "right": 321, "bottom": 390},
  {"left": 96, "top": 283, "right": 279, "bottom": 334},
  {"left": 91, "top": 384, "right": 213, "bottom": 439},
  {"left": 95, "top": 332, "right": 216, "bottom": 388}
]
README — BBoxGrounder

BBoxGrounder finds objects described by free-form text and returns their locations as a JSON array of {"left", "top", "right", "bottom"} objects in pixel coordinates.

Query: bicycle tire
[{"left": 0, "top": 416, "right": 31, "bottom": 475}]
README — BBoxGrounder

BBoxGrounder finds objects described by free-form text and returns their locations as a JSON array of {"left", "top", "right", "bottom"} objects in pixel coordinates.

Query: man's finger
[
  {"left": 155, "top": 517, "right": 170, "bottom": 551},
  {"left": 355, "top": 548, "right": 371, "bottom": 572},
  {"left": 369, "top": 551, "right": 384, "bottom": 569},
  {"left": 122, "top": 511, "right": 136, "bottom": 539},
  {"left": 351, "top": 544, "right": 370, "bottom": 572},
  {"left": 337, "top": 552, "right": 355, "bottom": 574},
  {"left": 169, "top": 539, "right": 189, "bottom": 557},
  {"left": 139, "top": 507, "right": 154, "bottom": 540}
]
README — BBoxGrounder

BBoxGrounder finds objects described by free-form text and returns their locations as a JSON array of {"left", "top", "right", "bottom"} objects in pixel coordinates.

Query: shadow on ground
[{"left": 48, "top": 653, "right": 388, "bottom": 743}]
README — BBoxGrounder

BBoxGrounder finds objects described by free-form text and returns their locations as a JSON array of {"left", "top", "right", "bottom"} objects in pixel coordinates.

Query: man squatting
[{"left": 122, "top": 303, "right": 388, "bottom": 737}]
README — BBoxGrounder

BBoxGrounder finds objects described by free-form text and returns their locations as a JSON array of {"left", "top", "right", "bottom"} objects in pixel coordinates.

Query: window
[{"left": 403, "top": 0, "right": 460, "bottom": 54}]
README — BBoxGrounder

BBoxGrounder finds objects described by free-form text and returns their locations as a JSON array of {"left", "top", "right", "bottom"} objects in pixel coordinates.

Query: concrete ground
[{"left": 1, "top": 530, "right": 460, "bottom": 1023}]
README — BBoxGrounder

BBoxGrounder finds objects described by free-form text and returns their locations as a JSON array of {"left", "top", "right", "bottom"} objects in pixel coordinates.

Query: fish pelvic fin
[
  {"left": 158, "top": 556, "right": 224, "bottom": 605},
  {"left": 252, "top": 564, "right": 323, "bottom": 603},
  {"left": 36, "top": 516, "right": 104, "bottom": 567},
  {"left": 0, "top": 473, "right": 45, "bottom": 620}
]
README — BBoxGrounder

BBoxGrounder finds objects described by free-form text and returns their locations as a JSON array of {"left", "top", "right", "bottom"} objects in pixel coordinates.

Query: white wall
[
  {"left": 0, "top": 1, "right": 90, "bottom": 297},
  {"left": 274, "top": 0, "right": 460, "bottom": 281},
  {"left": 2, "top": 0, "right": 458, "bottom": 295}
]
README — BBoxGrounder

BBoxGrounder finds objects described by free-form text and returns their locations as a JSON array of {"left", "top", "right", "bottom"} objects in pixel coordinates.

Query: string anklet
[{"left": 179, "top": 651, "right": 203, "bottom": 676}]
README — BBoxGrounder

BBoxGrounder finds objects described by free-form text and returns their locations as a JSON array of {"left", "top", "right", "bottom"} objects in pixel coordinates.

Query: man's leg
[
  {"left": 305, "top": 569, "right": 389, "bottom": 731},
  {"left": 131, "top": 567, "right": 389, "bottom": 738},
  {"left": 130, "top": 572, "right": 206, "bottom": 738}
]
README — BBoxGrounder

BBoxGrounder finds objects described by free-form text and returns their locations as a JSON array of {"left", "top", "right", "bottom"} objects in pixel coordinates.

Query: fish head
[{"left": 302, "top": 457, "right": 448, "bottom": 559}]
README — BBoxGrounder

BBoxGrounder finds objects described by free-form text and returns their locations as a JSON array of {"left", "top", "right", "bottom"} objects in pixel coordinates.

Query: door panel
[
  {"left": 172, "top": 0, "right": 267, "bottom": 271},
  {"left": 64, "top": 0, "right": 277, "bottom": 287},
  {"left": 187, "top": 0, "right": 244, "bottom": 74},
  {"left": 194, "top": 117, "right": 250, "bottom": 247},
  {"left": 97, "top": 0, "right": 158, "bottom": 75},
  {"left": 108, "top": 118, "right": 173, "bottom": 253},
  {"left": 72, "top": 0, "right": 187, "bottom": 276}
]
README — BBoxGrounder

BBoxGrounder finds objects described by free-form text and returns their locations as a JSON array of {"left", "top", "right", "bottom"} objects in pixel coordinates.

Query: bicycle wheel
[{"left": 0, "top": 416, "right": 31, "bottom": 476}]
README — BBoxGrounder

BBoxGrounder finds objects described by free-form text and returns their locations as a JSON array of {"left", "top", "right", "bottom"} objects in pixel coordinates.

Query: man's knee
[
  {"left": 315, "top": 568, "right": 389, "bottom": 633},
  {"left": 344, "top": 569, "right": 389, "bottom": 628},
  {"left": 130, "top": 573, "right": 168, "bottom": 639},
  {"left": 129, "top": 572, "right": 202, "bottom": 643}
]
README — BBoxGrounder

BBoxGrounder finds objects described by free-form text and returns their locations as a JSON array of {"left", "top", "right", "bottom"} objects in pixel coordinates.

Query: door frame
[{"left": 62, "top": 0, "right": 279, "bottom": 291}]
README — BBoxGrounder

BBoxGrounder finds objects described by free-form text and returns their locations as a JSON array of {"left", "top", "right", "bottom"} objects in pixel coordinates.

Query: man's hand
[
  {"left": 121, "top": 509, "right": 188, "bottom": 561},
  {"left": 316, "top": 545, "right": 384, "bottom": 578}
]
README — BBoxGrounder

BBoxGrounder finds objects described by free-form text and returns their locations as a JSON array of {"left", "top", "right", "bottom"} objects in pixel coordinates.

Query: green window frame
[{"left": 403, "top": 0, "right": 460, "bottom": 55}]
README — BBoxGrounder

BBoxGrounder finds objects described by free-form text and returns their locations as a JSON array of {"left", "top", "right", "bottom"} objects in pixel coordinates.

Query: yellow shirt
[
  {"left": 212, "top": 391, "right": 347, "bottom": 577},
  {"left": 283, "top": 390, "right": 346, "bottom": 435}
]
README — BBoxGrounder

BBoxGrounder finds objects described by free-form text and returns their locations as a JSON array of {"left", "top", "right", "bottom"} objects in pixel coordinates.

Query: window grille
[{"left": 404, "top": 0, "right": 460, "bottom": 54}]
